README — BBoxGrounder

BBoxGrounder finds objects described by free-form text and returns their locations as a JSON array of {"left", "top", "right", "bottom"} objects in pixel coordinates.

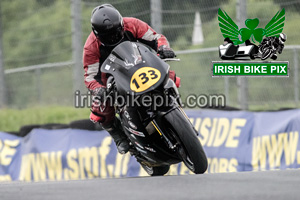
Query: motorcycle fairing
[
  {"left": 120, "top": 105, "right": 182, "bottom": 165},
  {"left": 100, "top": 41, "right": 169, "bottom": 96}
]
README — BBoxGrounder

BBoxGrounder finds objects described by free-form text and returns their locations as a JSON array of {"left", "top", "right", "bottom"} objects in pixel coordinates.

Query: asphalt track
[{"left": 0, "top": 169, "right": 299, "bottom": 200}]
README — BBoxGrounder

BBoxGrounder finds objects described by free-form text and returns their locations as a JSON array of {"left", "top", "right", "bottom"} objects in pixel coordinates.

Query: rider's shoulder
[
  {"left": 84, "top": 32, "right": 100, "bottom": 51},
  {"left": 124, "top": 17, "right": 147, "bottom": 26},
  {"left": 123, "top": 17, "right": 137, "bottom": 24}
]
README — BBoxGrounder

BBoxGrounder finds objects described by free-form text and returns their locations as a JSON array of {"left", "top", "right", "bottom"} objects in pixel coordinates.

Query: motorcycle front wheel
[
  {"left": 261, "top": 48, "right": 272, "bottom": 60},
  {"left": 141, "top": 164, "right": 170, "bottom": 176},
  {"left": 163, "top": 108, "right": 208, "bottom": 174}
]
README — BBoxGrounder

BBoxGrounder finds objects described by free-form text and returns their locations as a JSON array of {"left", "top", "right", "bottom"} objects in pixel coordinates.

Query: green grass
[
  {"left": 0, "top": 106, "right": 90, "bottom": 132},
  {"left": 1, "top": 103, "right": 299, "bottom": 133}
]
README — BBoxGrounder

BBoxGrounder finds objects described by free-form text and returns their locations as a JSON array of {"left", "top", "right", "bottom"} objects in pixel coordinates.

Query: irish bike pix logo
[{"left": 212, "top": 8, "right": 289, "bottom": 77}]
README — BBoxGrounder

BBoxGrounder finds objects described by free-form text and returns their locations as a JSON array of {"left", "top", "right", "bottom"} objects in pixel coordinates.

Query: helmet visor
[{"left": 98, "top": 27, "right": 124, "bottom": 46}]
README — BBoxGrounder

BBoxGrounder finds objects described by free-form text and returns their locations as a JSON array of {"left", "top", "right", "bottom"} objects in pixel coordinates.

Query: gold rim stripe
[{"left": 151, "top": 121, "right": 162, "bottom": 136}]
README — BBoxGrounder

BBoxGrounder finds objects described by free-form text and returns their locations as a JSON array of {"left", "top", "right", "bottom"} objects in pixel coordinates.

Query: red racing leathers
[{"left": 83, "top": 17, "right": 177, "bottom": 125}]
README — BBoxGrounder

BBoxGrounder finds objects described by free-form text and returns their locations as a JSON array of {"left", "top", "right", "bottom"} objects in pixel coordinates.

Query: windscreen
[{"left": 109, "top": 41, "right": 143, "bottom": 69}]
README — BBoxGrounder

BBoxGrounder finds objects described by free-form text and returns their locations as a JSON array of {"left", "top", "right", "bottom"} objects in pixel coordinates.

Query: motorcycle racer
[
  {"left": 83, "top": 4, "right": 178, "bottom": 154},
  {"left": 258, "top": 33, "right": 287, "bottom": 60}
]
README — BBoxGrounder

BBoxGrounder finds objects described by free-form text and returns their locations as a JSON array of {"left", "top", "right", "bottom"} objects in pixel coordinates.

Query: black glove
[
  {"left": 91, "top": 87, "right": 107, "bottom": 104},
  {"left": 158, "top": 45, "right": 176, "bottom": 59}
]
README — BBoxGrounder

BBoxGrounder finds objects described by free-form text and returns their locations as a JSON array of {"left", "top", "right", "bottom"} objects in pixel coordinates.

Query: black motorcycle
[
  {"left": 258, "top": 36, "right": 285, "bottom": 60},
  {"left": 100, "top": 41, "right": 207, "bottom": 176}
]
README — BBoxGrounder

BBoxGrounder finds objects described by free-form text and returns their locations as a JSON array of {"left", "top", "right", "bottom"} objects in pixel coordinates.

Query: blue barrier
[{"left": 0, "top": 109, "right": 299, "bottom": 181}]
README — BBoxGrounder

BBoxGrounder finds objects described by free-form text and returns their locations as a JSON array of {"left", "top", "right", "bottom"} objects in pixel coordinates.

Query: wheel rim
[
  {"left": 142, "top": 165, "right": 154, "bottom": 175},
  {"left": 178, "top": 146, "right": 195, "bottom": 172},
  {"left": 262, "top": 49, "right": 271, "bottom": 60},
  {"left": 167, "top": 127, "right": 196, "bottom": 172}
]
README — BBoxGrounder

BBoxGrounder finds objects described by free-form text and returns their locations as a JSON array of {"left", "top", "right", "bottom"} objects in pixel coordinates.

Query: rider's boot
[{"left": 102, "top": 118, "right": 130, "bottom": 154}]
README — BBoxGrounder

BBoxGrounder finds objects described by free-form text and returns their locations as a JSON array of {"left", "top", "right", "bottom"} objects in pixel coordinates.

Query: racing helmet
[
  {"left": 91, "top": 4, "right": 124, "bottom": 46},
  {"left": 279, "top": 33, "right": 287, "bottom": 44}
]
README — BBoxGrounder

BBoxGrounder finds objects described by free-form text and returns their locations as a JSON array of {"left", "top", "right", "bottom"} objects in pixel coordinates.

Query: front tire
[
  {"left": 141, "top": 164, "right": 170, "bottom": 176},
  {"left": 261, "top": 48, "right": 272, "bottom": 60},
  {"left": 163, "top": 108, "right": 208, "bottom": 174}
]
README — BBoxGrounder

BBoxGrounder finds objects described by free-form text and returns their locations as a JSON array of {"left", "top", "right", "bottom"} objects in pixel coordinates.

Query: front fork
[
  {"left": 163, "top": 78, "right": 183, "bottom": 107},
  {"left": 145, "top": 78, "right": 184, "bottom": 150}
]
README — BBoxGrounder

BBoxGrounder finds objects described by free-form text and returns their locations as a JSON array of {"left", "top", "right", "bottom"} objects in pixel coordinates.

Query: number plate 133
[{"left": 130, "top": 67, "right": 161, "bottom": 92}]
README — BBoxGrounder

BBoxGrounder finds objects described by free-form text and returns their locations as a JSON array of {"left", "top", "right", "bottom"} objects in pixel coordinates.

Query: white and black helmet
[
  {"left": 279, "top": 33, "right": 287, "bottom": 43},
  {"left": 91, "top": 4, "right": 124, "bottom": 46}
]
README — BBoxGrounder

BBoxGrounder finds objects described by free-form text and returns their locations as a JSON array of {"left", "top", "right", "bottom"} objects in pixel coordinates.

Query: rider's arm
[
  {"left": 278, "top": 44, "right": 284, "bottom": 54},
  {"left": 83, "top": 33, "right": 103, "bottom": 90},
  {"left": 124, "top": 17, "right": 170, "bottom": 50},
  {"left": 124, "top": 18, "right": 179, "bottom": 87}
]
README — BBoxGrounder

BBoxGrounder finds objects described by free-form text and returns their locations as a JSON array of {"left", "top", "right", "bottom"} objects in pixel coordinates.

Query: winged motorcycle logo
[
  {"left": 218, "top": 8, "right": 287, "bottom": 60},
  {"left": 213, "top": 8, "right": 289, "bottom": 77}
]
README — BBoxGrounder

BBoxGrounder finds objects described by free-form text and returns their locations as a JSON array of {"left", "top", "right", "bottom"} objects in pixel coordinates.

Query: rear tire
[
  {"left": 163, "top": 108, "right": 208, "bottom": 174},
  {"left": 141, "top": 164, "right": 170, "bottom": 176}
]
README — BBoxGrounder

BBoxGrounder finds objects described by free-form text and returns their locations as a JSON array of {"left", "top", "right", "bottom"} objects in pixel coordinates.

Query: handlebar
[{"left": 162, "top": 58, "right": 181, "bottom": 62}]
